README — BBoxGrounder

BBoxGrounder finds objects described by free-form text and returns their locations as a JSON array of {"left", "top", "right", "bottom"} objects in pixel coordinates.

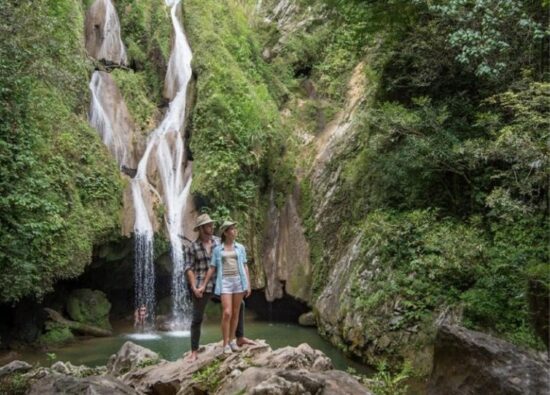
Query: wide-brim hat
[
  {"left": 194, "top": 213, "right": 214, "bottom": 231},
  {"left": 219, "top": 220, "right": 237, "bottom": 235}
]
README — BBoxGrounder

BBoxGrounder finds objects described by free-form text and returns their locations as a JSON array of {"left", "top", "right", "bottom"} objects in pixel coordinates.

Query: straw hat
[
  {"left": 219, "top": 220, "right": 237, "bottom": 234},
  {"left": 194, "top": 213, "right": 214, "bottom": 231}
]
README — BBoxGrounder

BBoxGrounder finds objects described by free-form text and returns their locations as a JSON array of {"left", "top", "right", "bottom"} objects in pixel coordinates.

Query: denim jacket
[{"left": 209, "top": 242, "right": 249, "bottom": 295}]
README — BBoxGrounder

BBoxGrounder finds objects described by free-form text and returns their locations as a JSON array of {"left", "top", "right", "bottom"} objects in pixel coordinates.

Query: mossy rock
[
  {"left": 66, "top": 289, "right": 112, "bottom": 330},
  {"left": 37, "top": 321, "right": 74, "bottom": 348}
]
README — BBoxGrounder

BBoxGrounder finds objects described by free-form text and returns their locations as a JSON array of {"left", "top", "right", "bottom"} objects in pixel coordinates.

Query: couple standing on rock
[{"left": 184, "top": 214, "right": 256, "bottom": 360}]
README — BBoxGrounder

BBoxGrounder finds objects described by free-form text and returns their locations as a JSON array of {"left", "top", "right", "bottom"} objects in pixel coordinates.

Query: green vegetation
[
  {"left": 66, "top": 289, "right": 112, "bottom": 330},
  {"left": 183, "top": 0, "right": 282, "bottom": 210},
  {"left": 135, "top": 357, "right": 161, "bottom": 369},
  {"left": 110, "top": 69, "right": 159, "bottom": 135},
  {"left": 192, "top": 359, "right": 222, "bottom": 392},
  {"left": 114, "top": 0, "right": 172, "bottom": 102},
  {"left": 258, "top": 0, "right": 548, "bottom": 355},
  {"left": 0, "top": 372, "right": 31, "bottom": 395},
  {"left": 0, "top": 0, "right": 123, "bottom": 303},
  {"left": 37, "top": 321, "right": 74, "bottom": 348}
]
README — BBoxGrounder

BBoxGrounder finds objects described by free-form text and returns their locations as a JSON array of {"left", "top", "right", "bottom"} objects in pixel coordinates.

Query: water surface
[{"left": 13, "top": 318, "right": 369, "bottom": 374}]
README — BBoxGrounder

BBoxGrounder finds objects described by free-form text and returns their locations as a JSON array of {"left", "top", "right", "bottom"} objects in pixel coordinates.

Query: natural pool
[{"left": 10, "top": 318, "right": 370, "bottom": 374}]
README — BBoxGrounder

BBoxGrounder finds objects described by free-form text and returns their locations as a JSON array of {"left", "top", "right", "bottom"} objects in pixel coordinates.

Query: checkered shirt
[{"left": 184, "top": 235, "right": 220, "bottom": 294}]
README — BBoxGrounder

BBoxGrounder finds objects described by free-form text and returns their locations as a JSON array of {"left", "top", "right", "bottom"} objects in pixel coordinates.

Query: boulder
[
  {"left": 107, "top": 341, "right": 160, "bottom": 376},
  {"left": 120, "top": 340, "right": 371, "bottom": 395},
  {"left": 66, "top": 289, "right": 112, "bottom": 330},
  {"left": 27, "top": 373, "right": 137, "bottom": 395},
  {"left": 298, "top": 311, "right": 316, "bottom": 327},
  {"left": 5, "top": 340, "right": 371, "bottom": 395},
  {"left": 50, "top": 361, "right": 106, "bottom": 377},
  {"left": 0, "top": 360, "right": 32, "bottom": 378},
  {"left": 428, "top": 324, "right": 550, "bottom": 395},
  {"left": 37, "top": 321, "right": 74, "bottom": 348}
]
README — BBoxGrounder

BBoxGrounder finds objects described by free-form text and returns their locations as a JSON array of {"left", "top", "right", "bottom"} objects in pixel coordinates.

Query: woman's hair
[{"left": 221, "top": 226, "right": 234, "bottom": 243}]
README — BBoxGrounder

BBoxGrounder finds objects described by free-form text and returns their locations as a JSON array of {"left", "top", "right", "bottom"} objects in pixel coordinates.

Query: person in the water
[
  {"left": 134, "top": 304, "right": 147, "bottom": 329},
  {"left": 201, "top": 220, "right": 251, "bottom": 355}
]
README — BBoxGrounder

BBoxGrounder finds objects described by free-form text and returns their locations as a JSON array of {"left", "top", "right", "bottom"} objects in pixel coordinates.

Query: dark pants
[{"left": 190, "top": 292, "right": 245, "bottom": 351}]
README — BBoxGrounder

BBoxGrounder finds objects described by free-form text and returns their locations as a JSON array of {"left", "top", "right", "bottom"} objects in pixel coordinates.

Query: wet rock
[
  {"left": 89, "top": 71, "right": 136, "bottom": 170},
  {"left": 85, "top": 0, "right": 127, "bottom": 65},
  {"left": 66, "top": 289, "right": 112, "bottom": 330},
  {"left": 0, "top": 360, "right": 32, "bottom": 378},
  {"left": 107, "top": 341, "right": 160, "bottom": 376},
  {"left": 428, "top": 324, "right": 550, "bottom": 395},
  {"left": 298, "top": 311, "right": 316, "bottom": 327}
]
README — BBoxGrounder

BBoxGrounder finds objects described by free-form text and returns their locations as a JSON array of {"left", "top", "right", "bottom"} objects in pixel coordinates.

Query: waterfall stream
[
  {"left": 132, "top": 0, "right": 194, "bottom": 331},
  {"left": 86, "top": 0, "right": 194, "bottom": 332},
  {"left": 88, "top": 71, "right": 131, "bottom": 168}
]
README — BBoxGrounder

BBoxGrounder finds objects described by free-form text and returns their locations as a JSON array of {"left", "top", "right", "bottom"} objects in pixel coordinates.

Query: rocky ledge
[{"left": 0, "top": 340, "right": 372, "bottom": 395}]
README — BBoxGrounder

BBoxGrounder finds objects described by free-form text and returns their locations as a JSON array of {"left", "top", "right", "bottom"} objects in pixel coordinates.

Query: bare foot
[
  {"left": 187, "top": 351, "right": 198, "bottom": 361},
  {"left": 236, "top": 337, "right": 256, "bottom": 347}
]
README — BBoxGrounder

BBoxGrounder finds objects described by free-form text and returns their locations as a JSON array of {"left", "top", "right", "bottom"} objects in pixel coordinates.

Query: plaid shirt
[{"left": 184, "top": 235, "right": 220, "bottom": 294}]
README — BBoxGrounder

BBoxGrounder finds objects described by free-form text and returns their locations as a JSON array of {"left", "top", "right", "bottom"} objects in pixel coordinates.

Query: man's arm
[{"left": 184, "top": 245, "right": 202, "bottom": 297}]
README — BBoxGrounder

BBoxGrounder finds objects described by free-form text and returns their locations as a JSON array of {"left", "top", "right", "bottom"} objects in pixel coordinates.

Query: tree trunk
[{"left": 44, "top": 308, "right": 113, "bottom": 337}]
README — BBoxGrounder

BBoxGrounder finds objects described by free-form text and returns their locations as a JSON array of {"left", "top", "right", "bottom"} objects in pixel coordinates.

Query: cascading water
[
  {"left": 95, "top": 0, "right": 127, "bottom": 65},
  {"left": 88, "top": 71, "right": 130, "bottom": 167},
  {"left": 86, "top": 0, "right": 193, "bottom": 333},
  {"left": 131, "top": 0, "right": 194, "bottom": 332}
]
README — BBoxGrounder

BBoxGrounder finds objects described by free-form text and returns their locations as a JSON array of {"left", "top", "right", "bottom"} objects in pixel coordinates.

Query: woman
[{"left": 201, "top": 220, "right": 251, "bottom": 354}]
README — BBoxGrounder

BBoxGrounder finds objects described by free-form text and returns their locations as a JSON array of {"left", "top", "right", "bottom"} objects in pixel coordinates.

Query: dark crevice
[{"left": 245, "top": 290, "right": 309, "bottom": 322}]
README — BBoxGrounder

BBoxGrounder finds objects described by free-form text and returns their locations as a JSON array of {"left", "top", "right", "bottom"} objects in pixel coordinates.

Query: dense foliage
[
  {"left": 182, "top": 0, "right": 297, "bottom": 227},
  {"left": 260, "top": 0, "right": 549, "bottom": 351},
  {"left": 331, "top": 0, "right": 548, "bottom": 348},
  {"left": 0, "top": 0, "right": 123, "bottom": 302}
]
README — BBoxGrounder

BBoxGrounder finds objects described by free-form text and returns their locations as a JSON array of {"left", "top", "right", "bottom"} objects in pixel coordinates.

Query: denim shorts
[{"left": 221, "top": 275, "right": 245, "bottom": 294}]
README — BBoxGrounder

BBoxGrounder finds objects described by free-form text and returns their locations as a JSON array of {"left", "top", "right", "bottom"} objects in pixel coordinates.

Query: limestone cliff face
[
  {"left": 262, "top": 186, "right": 312, "bottom": 303},
  {"left": 255, "top": 0, "right": 432, "bottom": 369}
]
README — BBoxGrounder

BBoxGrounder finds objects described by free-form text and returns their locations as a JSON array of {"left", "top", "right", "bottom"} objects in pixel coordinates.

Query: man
[{"left": 184, "top": 213, "right": 255, "bottom": 361}]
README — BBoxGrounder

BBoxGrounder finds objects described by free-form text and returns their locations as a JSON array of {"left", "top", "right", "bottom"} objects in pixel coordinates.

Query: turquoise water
[{"left": 13, "top": 318, "right": 370, "bottom": 374}]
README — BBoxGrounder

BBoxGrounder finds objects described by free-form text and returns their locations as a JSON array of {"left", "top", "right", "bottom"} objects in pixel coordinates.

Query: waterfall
[
  {"left": 96, "top": 0, "right": 127, "bottom": 65},
  {"left": 88, "top": 71, "right": 130, "bottom": 168},
  {"left": 131, "top": 0, "right": 194, "bottom": 331},
  {"left": 86, "top": 0, "right": 193, "bottom": 332}
]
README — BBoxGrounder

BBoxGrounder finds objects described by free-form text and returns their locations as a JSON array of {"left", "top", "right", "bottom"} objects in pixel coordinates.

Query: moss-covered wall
[
  {"left": 252, "top": 0, "right": 549, "bottom": 371},
  {"left": 0, "top": 0, "right": 123, "bottom": 303},
  {"left": 182, "top": 0, "right": 295, "bottom": 284}
]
